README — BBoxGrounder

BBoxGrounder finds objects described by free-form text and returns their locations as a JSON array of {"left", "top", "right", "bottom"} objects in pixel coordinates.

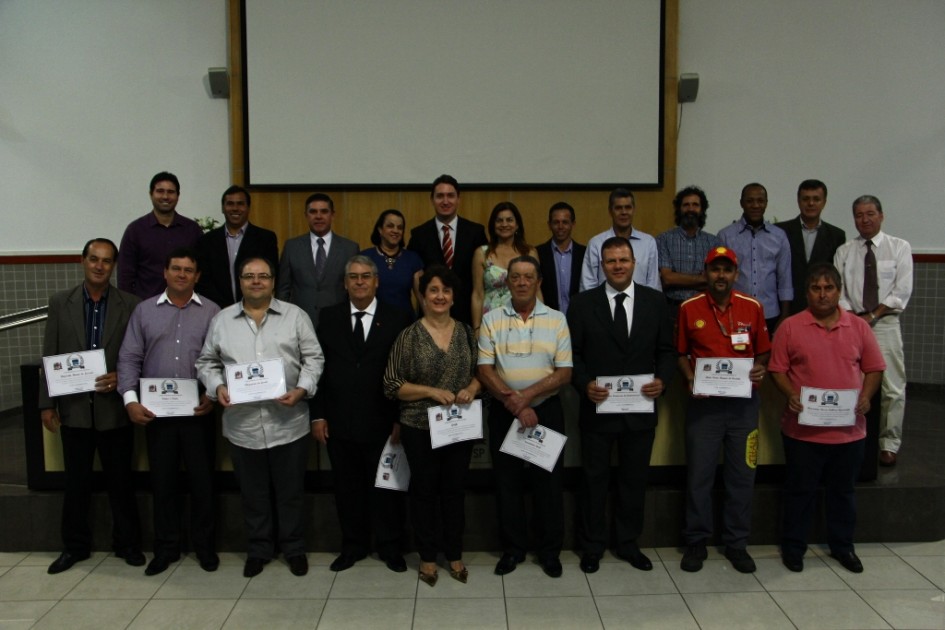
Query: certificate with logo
[
  {"left": 595, "top": 374, "right": 655, "bottom": 413},
  {"left": 225, "top": 358, "right": 287, "bottom": 404},
  {"left": 427, "top": 400, "right": 483, "bottom": 449},
  {"left": 375, "top": 436, "right": 410, "bottom": 491},
  {"left": 42, "top": 349, "right": 107, "bottom": 397},
  {"left": 139, "top": 378, "right": 200, "bottom": 417},
  {"left": 692, "top": 357, "right": 753, "bottom": 398},
  {"left": 499, "top": 420, "right": 567, "bottom": 473},
  {"left": 798, "top": 387, "right": 858, "bottom": 427}
]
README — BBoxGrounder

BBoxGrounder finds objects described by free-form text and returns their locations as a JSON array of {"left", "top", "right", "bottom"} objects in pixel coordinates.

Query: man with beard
[{"left": 656, "top": 186, "right": 722, "bottom": 316}]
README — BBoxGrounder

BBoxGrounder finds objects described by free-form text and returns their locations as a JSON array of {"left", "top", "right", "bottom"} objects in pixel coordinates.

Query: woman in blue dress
[{"left": 362, "top": 209, "right": 424, "bottom": 315}]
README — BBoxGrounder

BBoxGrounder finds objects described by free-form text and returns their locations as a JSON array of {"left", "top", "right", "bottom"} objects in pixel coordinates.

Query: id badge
[{"left": 731, "top": 332, "right": 750, "bottom": 351}]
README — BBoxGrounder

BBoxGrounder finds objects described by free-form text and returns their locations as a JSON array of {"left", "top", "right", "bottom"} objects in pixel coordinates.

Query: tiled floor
[{"left": 0, "top": 542, "right": 942, "bottom": 629}]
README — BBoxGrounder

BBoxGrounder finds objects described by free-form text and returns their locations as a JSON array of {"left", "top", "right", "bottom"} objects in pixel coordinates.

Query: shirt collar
[
  {"left": 553, "top": 240, "right": 573, "bottom": 254},
  {"left": 738, "top": 216, "right": 769, "bottom": 233},
  {"left": 435, "top": 216, "right": 459, "bottom": 232},
  {"left": 156, "top": 290, "right": 202, "bottom": 307},
  {"left": 799, "top": 216, "right": 821, "bottom": 231},
  {"left": 499, "top": 298, "right": 549, "bottom": 319},
  {"left": 856, "top": 230, "right": 886, "bottom": 246},
  {"left": 82, "top": 284, "right": 109, "bottom": 303},
  {"left": 605, "top": 282, "right": 636, "bottom": 302},
  {"left": 310, "top": 230, "right": 333, "bottom": 246},
  {"left": 226, "top": 224, "right": 248, "bottom": 239},
  {"left": 350, "top": 298, "right": 378, "bottom": 317}
]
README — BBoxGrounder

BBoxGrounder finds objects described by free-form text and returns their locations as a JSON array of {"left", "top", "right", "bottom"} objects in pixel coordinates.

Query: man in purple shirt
[
  {"left": 117, "top": 247, "right": 220, "bottom": 576},
  {"left": 118, "top": 172, "right": 204, "bottom": 299}
]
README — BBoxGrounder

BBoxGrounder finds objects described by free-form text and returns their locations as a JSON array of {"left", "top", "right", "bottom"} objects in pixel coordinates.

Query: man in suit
[
  {"left": 407, "top": 174, "right": 487, "bottom": 325},
  {"left": 196, "top": 185, "right": 279, "bottom": 308},
  {"left": 278, "top": 193, "right": 359, "bottom": 329},
  {"left": 311, "top": 255, "right": 413, "bottom": 573},
  {"left": 567, "top": 236, "right": 676, "bottom": 574},
  {"left": 536, "top": 201, "right": 586, "bottom": 315},
  {"left": 775, "top": 180, "right": 846, "bottom": 315},
  {"left": 39, "top": 238, "right": 144, "bottom": 574}
]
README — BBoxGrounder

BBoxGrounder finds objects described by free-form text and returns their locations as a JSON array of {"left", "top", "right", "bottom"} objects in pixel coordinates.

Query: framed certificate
[
  {"left": 692, "top": 357, "right": 753, "bottom": 398},
  {"left": 798, "top": 387, "right": 858, "bottom": 427},
  {"left": 595, "top": 374, "right": 655, "bottom": 413},
  {"left": 427, "top": 400, "right": 483, "bottom": 449},
  {"left": 375, "top": 437, "right": 410, "bottom": 491},
  {"left": 225, "top": 358, "right": 287, "bottom": 404},
  {"left": 498, "top": 420, "right": 567, "bottom": 473},
  {"left": 139, "top": 378, "right": 200, "bottom": 417},
  {"left": 42, "top": 349, "right": 107, "bottom": 397}
]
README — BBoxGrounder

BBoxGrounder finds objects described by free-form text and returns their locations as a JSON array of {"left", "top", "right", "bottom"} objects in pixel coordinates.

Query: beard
[{"left": 680, "top": 212, "right": 701, "bottom": 230}]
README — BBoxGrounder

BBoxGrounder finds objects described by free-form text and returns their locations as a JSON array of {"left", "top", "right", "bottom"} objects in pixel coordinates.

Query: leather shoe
[
  {"left": 494, "top": 552, "right": 525, "bottom": 576},
  {"left": 830, "top": 550, "right": 864, "bottom": 573},
  {"left": 115, "top": 548, "right": 146, "bottom": 567},
  {"left": 145, "top": 553, "right": 180, "bottom": 576},
  {"left": 879, "top": 450, "right": 897, "bottom": 466},
  {"left": 782, "top": 553, "right": 804, "bottom": 572},
  {"left": 197, "top": 552, "right": 220, "bottom": 572},
  {"left": 329, "top": 552, "right": 367, "bottom": 572},
  {"left": 47, "top": 551, "right": 90, "bottom": 574},
  {"left": 616, "top": 546, "right": 653, "bottom": 571},
  {"left": 680, "top": 541, "right": 707, "bottom": 573},
  {"left": 580, "top": 553, "right": 601, "bottom": 574},
  {"left": 287, "top": 554, "right": 308, "bottom": 576},
  {"left": 243, "top": 557, "right": 269, "bottom": 578},
  {"left": 724, "top": 547, "right": 756, "bottom": 573},
  {"left": 539, "top": 556, "right": 563, "bottom": 578},
  {"left": 381, "top": 554, "right": 408, "bottom": 573}
]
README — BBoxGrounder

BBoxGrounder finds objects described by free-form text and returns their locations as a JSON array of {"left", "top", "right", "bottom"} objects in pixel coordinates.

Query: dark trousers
[
  {"left": 488, "top": 396, "right": 565, "bottom": 560},
  {"left": 578, "top": 427, "right": 655, "bottom": 556},
  {"left": 229, "top": 435, "right": 308, "bottom": 559},
  {"left": 59, "top": 423, "right": 140, "bottom": 555},
  {"left": 145, "top": 416, "right": 215, "bottom": 557},
  {"left": 400, "top": 425, "right": 473, "bottom": 563},
  {"left": 781, "top": 434, "right": 865, "bottom": 556},
  {"left": 684, "top": 393, "right": 760, "bottom": 548},
  {"left": 326, "top": 435, "right": 405, "bottom": 558}
]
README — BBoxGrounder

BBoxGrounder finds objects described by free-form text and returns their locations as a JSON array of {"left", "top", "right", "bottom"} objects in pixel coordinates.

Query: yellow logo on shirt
[
  {"left": 694, "top": 319, "right": 706, "bottom": 329},
  {"left": 745, "top": 429, "right": 758, "bottom": 469}
]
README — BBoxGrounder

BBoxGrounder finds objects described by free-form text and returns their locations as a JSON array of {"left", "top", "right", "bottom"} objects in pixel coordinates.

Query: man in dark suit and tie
[
  {"left": 776, "top": 180, "right": 846, "bottom": 315},
  {"left": 536, "top": 201, "right": 586, "bottom": 315},
  {"left": 310, "top": 255, "right": 413, "bottom": 573},
  {"left": 278, "top": 193, "right": 359, "bottom": 329},
  {"left": 407, "top": 174, "right": 487, "bottom": 325},
  {"left": 196, "top": 185, "right": 279, "bottom": 308},
  {"left": 39, "top": 238, "right": 144, "bottom": 574},
  {"left": 567, "top": 236, "right": 676, "bottom": 574}
]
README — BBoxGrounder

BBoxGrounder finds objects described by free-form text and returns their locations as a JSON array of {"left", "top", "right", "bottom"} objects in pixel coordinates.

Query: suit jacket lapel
[{"left": 594, "top": 287, "right": 628, "bottom": 351}]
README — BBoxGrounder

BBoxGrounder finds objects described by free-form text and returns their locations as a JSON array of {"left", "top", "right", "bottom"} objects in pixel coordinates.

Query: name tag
[{"left": 731, "top": 333, "right": 750, "bottom": 346}]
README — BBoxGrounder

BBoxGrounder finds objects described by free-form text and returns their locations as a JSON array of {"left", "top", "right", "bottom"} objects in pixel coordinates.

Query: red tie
[{"left": 442, "top": 225, "right": 454, "bottom": 268}]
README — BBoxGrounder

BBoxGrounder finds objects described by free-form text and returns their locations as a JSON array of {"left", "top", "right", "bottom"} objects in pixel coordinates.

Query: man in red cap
[{"left": 675, "top": 246, "right": 771, "bottom": 574}]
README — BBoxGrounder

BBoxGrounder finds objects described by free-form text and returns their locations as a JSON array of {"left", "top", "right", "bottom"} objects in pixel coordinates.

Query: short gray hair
[{"left": 345, "top": 254, "right": 378, "bottom": 275}]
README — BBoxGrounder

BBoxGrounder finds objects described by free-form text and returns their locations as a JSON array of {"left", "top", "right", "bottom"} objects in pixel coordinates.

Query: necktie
[
  {"left": 863, "top": 240, "right": 879, "bottom": 312},
  {"left": 353, "top": 311, "right": 367, "bottom": 352},
  {"left": 614, "top": 293, "right": 629, "bottom": 340},
  {"left": 442, "top": 225, "right": 454, "bottom": 269},
  {"left": 315, "top": 237, "right": 327, "bottom": 280}
]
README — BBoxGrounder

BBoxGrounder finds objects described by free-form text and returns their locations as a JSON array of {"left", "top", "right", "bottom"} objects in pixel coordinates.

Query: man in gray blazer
[
  {"left": 39, "top": 238, "right": 144, "bottom": 574},
  {"left": 277, "top": 193, "right": 359, "bottom": 328}
]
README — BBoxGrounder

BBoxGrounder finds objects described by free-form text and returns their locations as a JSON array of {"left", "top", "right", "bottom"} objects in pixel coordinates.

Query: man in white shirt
[
  {"left": 581, "top": 188, "right": 660, "bottom": 292},
  {"left": 834, "top": 195, "right": 912, "bottom": 466}
]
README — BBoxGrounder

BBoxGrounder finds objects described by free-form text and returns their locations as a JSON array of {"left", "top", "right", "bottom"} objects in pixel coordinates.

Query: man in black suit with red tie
[
  {"left": 567, "top": 237, "right": 676, "bottom": 574},
  {"left": 310, "top": 255, "right": 413, "bottom": 573},
  {"left": 407, "top": 174, "right": 487, "bottom": 325},
  {"left": 196, "top": 185, "right": 279, "bottom": 308},
  {"left": 536, "top": 201, "right": 586, "bottom": 315}
]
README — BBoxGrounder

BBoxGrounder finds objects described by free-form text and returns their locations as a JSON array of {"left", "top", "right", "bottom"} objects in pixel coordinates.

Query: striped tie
[{"left": 442, "top": 225, "right": 454, "bottom": 268}]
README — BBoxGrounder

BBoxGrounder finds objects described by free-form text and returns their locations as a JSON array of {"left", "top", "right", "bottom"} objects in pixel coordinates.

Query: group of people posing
[{"left": 38, "top": 172, "right": 911, "bottom": 583}]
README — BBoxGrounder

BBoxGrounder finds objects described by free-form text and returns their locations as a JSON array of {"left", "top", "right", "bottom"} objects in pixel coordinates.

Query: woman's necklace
[{"left": 379, "top": 246, "right": 401, "bottom": 269}]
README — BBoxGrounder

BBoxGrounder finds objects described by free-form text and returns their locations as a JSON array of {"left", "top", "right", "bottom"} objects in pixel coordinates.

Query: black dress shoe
[
  {"left": 287, "top": 554, "right": 309, "bottom": 576},
  {"left": 115, "top": 549, "right": 146, "bottom": 567},
  {"left": 381, "top": 554, "right": 408, "bottom": 573},
  {"left": 580, "top": 553, "right": 601, "bottom": 574},
  {"left": 782, "top": 553, "right": 804, "bottom": 572},
  {"left": 243, "top": 557, "right": 270, "bottom": 578},
  {"left": 680, "top": 541, "right": 707, "bottom": 573},
  {"left": 830, "top": 550, "right": 863, "bottom": 573},
  {"left": 539, "top": 556, "right": 563, "bottom": 578},
  {"left": 145, "top": 553, "right": 180, "bottom": 576},
  {"left": 494, "top": 552, "right": 525, "bottom": 576},
  {"left": 329, "top": 552, "right": 367, "bottom": 572},
  {"left": 197, "top": 552, "right": 220, "bottom": 572},
  {"left": 47, "top": 551, "right": 90, "bottom": 575},
  {"left": 616, "top": 546, "right": 653, "bottom": 571},
  {"left": 724, "top": 547, "right": 756, "bottom": 573}
]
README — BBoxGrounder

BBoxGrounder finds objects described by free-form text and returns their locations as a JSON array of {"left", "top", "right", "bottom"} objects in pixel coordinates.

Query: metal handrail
[{"left": 0, "top": 306, "right": 48, "bottom": 332}]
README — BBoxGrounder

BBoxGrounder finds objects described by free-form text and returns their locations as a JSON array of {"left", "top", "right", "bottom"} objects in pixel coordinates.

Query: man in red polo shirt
[
  {"left": 676, "top": 246, "right": 770, "bottom": 574},
  {"left": 769, "top": 262, "right": 884, "bottom": 574}
]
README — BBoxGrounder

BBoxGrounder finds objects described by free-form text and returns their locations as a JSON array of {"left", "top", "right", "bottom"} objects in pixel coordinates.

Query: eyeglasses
[
  {"left": 239, "top": 273, "right": 273, "bottom": 281},
  {"left": 504, "top": 316, "right": 534, "bottom": 357}
]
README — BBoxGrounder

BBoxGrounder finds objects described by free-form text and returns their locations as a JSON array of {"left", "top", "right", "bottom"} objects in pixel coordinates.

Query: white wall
[
  {"left": 0, "top": 0, "right": 230, "bottom": 254},
  {"left": 677, "top": 0, "right": 945, "bottom": 253}
]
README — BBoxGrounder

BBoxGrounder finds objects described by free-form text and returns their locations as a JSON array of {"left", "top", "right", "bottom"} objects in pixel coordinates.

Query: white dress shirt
[{"left": 834, "top": 231, "right": 913, "bottom": 313}]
